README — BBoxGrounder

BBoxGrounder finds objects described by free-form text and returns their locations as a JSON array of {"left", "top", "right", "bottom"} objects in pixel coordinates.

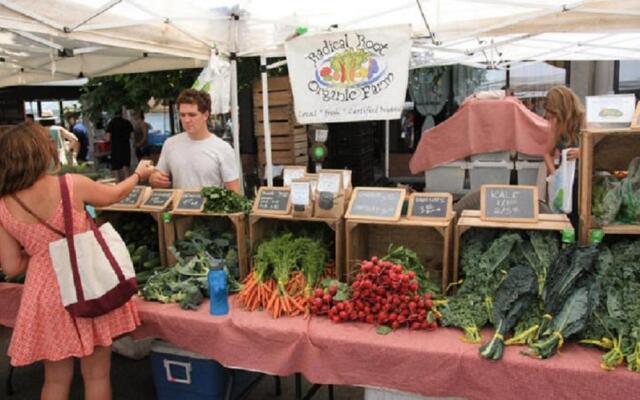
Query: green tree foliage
[{"left": 80, "top": 69, "right": 201, "bottom": 122}]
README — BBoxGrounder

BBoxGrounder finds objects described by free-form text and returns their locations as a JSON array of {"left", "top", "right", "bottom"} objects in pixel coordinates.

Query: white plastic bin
[
  {"left": 470, "top": 151, "right": 511, "bottom": 162},
  {"left": 424, "top": 161, "right": 468, "bottom": 193},
  {"left": 515, "top": 161, "right": 544, "bottom": 186},
  {"left": 516, "top": 152, "right": 544, "bottom": 162},
  {"left": 468, "top": 160, "right": 512, "bottom": 190}
]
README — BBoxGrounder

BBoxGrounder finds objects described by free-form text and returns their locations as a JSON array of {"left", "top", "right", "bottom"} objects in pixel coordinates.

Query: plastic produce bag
[
  {"left": 547, "top": 149, "right": 576, "bottom": 214},
  {"left": 592, "top": 173, "right": 622, "bottom": 224},
  {"left": 618, "top": 157, "right": 640, "bottom": 223}
]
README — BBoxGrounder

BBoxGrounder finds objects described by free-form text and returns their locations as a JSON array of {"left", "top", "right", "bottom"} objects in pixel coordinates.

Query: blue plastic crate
[{"left": 150, "top": 341, "right": 260, "bottom": 400}]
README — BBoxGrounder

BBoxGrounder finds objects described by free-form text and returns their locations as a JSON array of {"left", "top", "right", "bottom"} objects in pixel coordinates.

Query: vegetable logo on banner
[{"left": 285, "top": 25, "right": 411, "bottom": 123}]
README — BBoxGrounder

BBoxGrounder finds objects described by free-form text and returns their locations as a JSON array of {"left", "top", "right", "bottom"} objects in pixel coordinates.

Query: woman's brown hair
[
  {"left": 0, "top": 122, "right": 59, "bottom": 196},
  {"left": 544, "top": 85, "right": 585, "bottom": 145}
]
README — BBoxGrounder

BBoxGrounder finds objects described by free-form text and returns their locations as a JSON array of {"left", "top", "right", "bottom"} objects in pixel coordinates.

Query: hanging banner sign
[{"left": 285, "top": 25, "right": 411, "bottom": 124}]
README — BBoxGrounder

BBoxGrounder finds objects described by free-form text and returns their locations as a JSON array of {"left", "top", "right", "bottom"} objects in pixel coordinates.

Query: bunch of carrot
[{"left": 236, "top": 233, "right": 330, "bottom": 319}]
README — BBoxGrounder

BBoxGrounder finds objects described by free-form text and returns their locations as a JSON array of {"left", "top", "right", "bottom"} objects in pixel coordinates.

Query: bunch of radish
[{"left": 310, "top": 256, "right": 439, "bottom": 331}]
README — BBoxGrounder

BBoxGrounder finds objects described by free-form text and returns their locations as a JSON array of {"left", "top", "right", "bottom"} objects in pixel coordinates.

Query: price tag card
[
  {"left": 407, "top": 192, "right": 452, "bottom": 220},
  {"left": 481, "top": 185, "right": 538, "bottom": 223},
  {"left": 252, "top": 187, "right": 291, "bottom": 215},
  {"left": 141, "top": 189, "right": 175, "bottom": 211},
  {"left": 291, "top": 182, "right": 311, "bottom": 206},
  {"left": 283, "top": 166, "right": 307, "bottom": 186},
  {"left": 345, "top": 187, "right": 405, "bottom": 221},
  {"left": 115, "top": 186, "right": 146, "bottom": 208},
  {"left": 173, "top": 190, "right": 205, "bottom": 213},
  {"left": 317, "top": 172, "right": 342, "bottom": 194}
]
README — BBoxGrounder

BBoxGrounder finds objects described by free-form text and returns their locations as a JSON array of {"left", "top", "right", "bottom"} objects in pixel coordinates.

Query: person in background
[
  {"left": 66, "top": 114, "right": 89, "bottom": 162},
  {"left": 25, "top": 113, "right": 35, "bottom": 123},
  {"left": 543, "top": 85, "right": 584, "bottom": 229},
  {"left": 106, "top": 109, "right": 134, "bottom": 181},
  {"left": 0, "top": 122, "right": 154, "bottom": 400},
  {"left": 131, "top": 110, "right": 150, "bottom": 161},
  {"left": 39, "top": 111, "right": 79, "bottom": 166},
  {"left": 149, "top": 89, "right": 240, "bottom": 193}
]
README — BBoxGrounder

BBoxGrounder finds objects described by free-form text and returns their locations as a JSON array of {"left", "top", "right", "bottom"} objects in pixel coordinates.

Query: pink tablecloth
[
  {"left": 2, "top": 284, "right": 639, "bottom": 400},
  {"left": 133, "top": 297, "right": 640, "bottom": 400},
  {"left": 409, "top": 97, "right": 551, "bottom": 174}
]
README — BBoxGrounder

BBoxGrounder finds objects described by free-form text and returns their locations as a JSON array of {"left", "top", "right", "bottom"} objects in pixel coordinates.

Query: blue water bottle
[{"left": 208, "top": 259, "right": 229, "bottom": 316}]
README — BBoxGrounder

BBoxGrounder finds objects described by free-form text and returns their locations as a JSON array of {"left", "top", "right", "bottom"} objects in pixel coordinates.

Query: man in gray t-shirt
[{"left": 149, "top": 89, "right": 240, "bottom": 193}]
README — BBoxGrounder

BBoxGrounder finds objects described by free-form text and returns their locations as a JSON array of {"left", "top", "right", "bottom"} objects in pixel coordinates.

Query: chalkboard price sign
[
  {"left": 141, "top": 189, "right": 175, "bottom": 210},
  {"left": 174, "top": 190, "right": 205, "bottom": 213},
  {"left": 481, "top": 185, "right": 539, "bottom": 223},
  {"left": 253, "top": 187, "right": 291, "bottom": 215},
  {"left": 408, "top": 193, "right": 452, "bottom": 220},
  {"left": 345, "top": 188, "right": 405, "bottom": 221},
  {"left": 115, "top": 186, "right": 145, "bottom": 208}
]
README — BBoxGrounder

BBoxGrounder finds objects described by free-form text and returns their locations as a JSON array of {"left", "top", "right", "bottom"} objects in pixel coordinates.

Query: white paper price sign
[
  {"left": 317, "top": 172, "right": 342, "bottom": 193},
  {"left": 283, "top": 167, "right": 306, "bottom": 186},
  {"left": 291, "top": 182, "right": 311, "bottom": 205}
]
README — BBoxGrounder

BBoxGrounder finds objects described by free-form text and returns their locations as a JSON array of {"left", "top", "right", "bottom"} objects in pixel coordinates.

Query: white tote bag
[
  {"left": 547, "top": 149, "right": 576, "bottom": 214},
  {"left": 47, "top": 176, "right": 137, "bottom": 317}
]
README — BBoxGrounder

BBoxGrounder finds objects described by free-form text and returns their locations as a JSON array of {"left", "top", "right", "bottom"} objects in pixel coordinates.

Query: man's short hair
[{"left": 177, "top": 89, "right": 211, "bottom": 114}]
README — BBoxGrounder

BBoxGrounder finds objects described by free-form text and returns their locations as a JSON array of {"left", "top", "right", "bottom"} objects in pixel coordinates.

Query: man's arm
[{"left": 224, "top": 179, "right": 241, "bottom": 194}]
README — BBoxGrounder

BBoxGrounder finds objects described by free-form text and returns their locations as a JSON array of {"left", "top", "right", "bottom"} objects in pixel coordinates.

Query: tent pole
[
  {"left": 385, "top": 120, "right": 390, "bottom": 178},
  {"left": 260, "top": 55, "right": 274, "bottom": 187},
  {"left": 230, "top": 56, "right": 244, "bottom": 194},
  {"left": 230, "top": 12, "right": 244, "bottom": 194}
]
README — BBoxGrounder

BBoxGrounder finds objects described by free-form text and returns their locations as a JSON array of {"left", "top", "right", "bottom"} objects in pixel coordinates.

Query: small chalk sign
[
  {"left": 481, "top": 185, "right": 539, "bottom": 223},
  {"left": 116, "top": 186, "right": 145, "bottom": 208},
  {"left": 345, "top": 187, "right": 405, "bottom": 221},
  {"left": 253, "top": 187, "right": 291, "bottom": 215},
  {"left": 173, "top": 190, "right": 205, "bottom": 213},
  {"left": 141, "top": 189, "right": 175, "bottom": 211},
  {"left": 408, "top": 193, "right": 452, "bottom": 220}
]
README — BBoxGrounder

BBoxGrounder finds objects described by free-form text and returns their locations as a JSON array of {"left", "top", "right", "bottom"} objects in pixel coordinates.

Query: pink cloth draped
[
  {"left": 3, "top": 286, "right": 639, "bottom": 399},
  {"left": 410, "top": 97, "right": 551, "bottom": 174}
]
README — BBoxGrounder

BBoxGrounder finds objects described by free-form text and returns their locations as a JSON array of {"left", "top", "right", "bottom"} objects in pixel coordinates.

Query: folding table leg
[
  {"left": 328, "top": 384, "right": 334, "bottom": 400},
  {"left": 274, "top": 375, "right": 282, "bottom": 396},
  {"left": 5, "top": 365, "right": 15, "bottom": 396},
  {"left": 224, "top": 369, "right": 235, "bottom": 400},
  {"left": 295, "top": 373, "right": 302, "bottom": 400}
]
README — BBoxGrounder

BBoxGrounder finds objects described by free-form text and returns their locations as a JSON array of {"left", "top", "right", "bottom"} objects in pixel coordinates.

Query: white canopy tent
[
  {"left": 1, "top": 1, "right": 639, "bottom": 69},
  {"left": 1, "top": 0, "right": 639, "bottom": 187}
]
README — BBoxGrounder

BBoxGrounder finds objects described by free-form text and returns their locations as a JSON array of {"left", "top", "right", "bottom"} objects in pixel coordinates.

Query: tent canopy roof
[{"left": 0, "top": 0, "right": 638, "bottom": 86}]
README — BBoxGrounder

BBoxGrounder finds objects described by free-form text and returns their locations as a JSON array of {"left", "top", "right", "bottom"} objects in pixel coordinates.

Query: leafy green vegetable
[
  {"left": 479, "top": 265, "right": 538, "bottom": 360},
  {"left": 529, "top": 284, "right": 598, "bottom": 359},
  {"left": 202, "top": 187, "right": 252, "bottom": 214},
  {"left": 581, "top": 240, "right": 640, "bottom": 371},
  {"left": 618, "top": 157, "right": 640, "bottom": 224}
]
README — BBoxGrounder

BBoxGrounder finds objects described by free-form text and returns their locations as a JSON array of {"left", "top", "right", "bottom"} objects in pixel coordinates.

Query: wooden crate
[
  {"left": 578, "top": 128, "right": 640, "bottom": 243},
  {"left": 95, "top": 207, "right": 169, "bottom": 268},
  {"left": 345, "top": 217, "right": 455, "bottom": 293},
  {"left": 254, "top": 104, "right": 296, "bottom": 124},
  {"left": 165, "top": 211, "right": 249, "bottom": 279},
  {"left": 249, "top": 213, "right": 345, "bottom": 280},
  {"left": 453, "top": 210, "right": 573, "bottom": 284},
  {"left": 255, "top": 121, "right": 306, "bottom": 136},
  {"left": 257, "top": 143, "right": 308, "bottom": 165}
]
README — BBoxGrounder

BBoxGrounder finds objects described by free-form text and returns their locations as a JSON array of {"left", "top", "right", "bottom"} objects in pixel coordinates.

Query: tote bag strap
[{"left": 58, "top": 176, "right": 128, "bottom": 305}]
